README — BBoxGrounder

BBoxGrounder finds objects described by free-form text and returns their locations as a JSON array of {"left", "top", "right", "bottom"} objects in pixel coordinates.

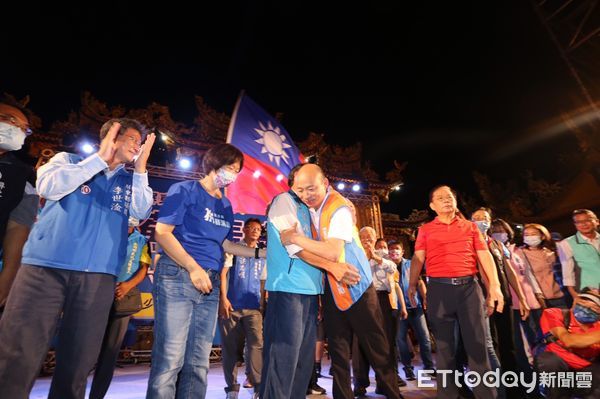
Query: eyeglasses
[
  {"left": 120, "top": 134, "right": 142, "bottom": 147},
  {"left": 574, "top": 219, "right": 596, "bottom": 225},
  {"left": 0, "top": 113, "right": 32, "bottom": 136}
]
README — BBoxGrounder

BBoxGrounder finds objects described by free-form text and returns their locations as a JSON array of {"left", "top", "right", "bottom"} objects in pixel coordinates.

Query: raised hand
[
  {"left": 98, "top": 122, "right": 120, "bottom": 163},
  {"left": 134, "top": 132, "right": 156, "bottom": 173}
]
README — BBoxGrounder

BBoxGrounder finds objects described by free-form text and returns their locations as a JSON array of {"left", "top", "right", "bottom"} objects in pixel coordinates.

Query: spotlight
[
  {"left": 276, "top": 174, "right": 284, "bottom": 182},
  {"left": 178, "top": 158, "right": 192, "bottom": 169},
  {"left": 81, "top": 143, "right": 95, "bottom": 154},
  {"left": 352, "top": 184, "right": 361, "bottom": 192},
  {"left": 337, "top": 182, "right": 345, "bottom": 190},
  {"left": 253, "top": 170, "right": 261, "bottom": 179},
  {"left": 393, "top": 185, "right": 401, "bottom": 191}
]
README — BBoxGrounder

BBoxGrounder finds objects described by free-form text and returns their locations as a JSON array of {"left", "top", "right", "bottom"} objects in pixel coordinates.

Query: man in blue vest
[
  {"left": 558, "top": 209, "right": 600, "bottom": 299},
  {"left": 0, "top": 118, "right": 155, "bottom": 399},
  {"left": 260, "top": 164, "right": 361, "bottom": 399},
  {"left": 219, "top": 217, "right": 267, "bottom": 399}
]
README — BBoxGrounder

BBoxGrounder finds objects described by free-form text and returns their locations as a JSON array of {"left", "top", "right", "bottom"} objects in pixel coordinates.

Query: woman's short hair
[{"left": 202, "top": 143, "right": 244, "bottom": 175}]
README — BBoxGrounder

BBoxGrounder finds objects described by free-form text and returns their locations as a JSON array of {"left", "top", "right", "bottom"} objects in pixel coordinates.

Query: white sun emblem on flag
[{"left": 254, "top": 121, "right": 292, "bottom": 167}]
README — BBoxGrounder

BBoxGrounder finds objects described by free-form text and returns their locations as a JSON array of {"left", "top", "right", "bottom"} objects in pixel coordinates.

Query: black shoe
[
  {"left": 403, "top": 366, "right": 416, "bottom": 381},
  {"left": 353, "top": 386, "right": 367, "bottom": 397},
  {"left": 307, "top": 382, "right": 326, "bottom": 395},
  {"left": 397, "top": 375, "right": 407, "bottom": 387}
]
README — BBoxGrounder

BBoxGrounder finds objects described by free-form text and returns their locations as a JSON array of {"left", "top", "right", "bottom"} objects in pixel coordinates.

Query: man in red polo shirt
[
  {"left": 408, "top": 185, "right": 504, "bottom": 399},
  {"left": 535, "top": 287, "right": 600, "bottom": 399}
]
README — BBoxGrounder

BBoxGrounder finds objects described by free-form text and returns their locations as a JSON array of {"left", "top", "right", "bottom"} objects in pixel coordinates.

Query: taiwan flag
[{"left": 226, "top": 92, "right": 304, "bottom": 215}]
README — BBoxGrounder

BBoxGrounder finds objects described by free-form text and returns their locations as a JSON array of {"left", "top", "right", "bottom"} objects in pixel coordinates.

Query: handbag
[{"left": 113, "top": 286, "right": 143, "bottom": 317}]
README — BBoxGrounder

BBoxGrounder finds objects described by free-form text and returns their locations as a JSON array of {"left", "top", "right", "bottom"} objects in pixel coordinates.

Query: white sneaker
[{"left": 225, "top": 391, "right": 239, "bottom": 399}]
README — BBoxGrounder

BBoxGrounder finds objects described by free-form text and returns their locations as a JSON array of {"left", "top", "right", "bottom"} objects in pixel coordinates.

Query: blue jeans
[
  {"left": 146, "top": 256, "right": 221, "bottom": 399},
  {"left": 260, "top": 291, "right": 318, "bottom": 399},
  {"left": 397, "top": 306, "right": 434, "bottom": 369}
]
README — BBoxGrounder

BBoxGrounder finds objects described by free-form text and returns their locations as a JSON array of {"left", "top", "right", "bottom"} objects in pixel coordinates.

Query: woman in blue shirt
[{"left": 147, "top": 144, "right": 265, "bottom": 399}]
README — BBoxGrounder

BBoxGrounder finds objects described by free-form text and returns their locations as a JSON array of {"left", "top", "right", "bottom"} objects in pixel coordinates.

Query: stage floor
[{"left": 30, "top": 358, "right": 437, "bottom": 398}]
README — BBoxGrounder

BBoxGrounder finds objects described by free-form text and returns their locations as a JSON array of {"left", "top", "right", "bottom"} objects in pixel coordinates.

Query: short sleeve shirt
[
  {"left": 158, "top": 180, "right": 233, "bottom": 271},
  {"left": 414, "top": 216, "right": 487, "bottom": 277},
  {"left": 540, "top": 308, "right": 600, "bottom": 369}
]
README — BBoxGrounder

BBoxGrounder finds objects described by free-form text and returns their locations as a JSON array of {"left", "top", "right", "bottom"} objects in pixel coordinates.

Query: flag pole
[{"left": 226, "top": 89, "right": 245, "bottom": 144}]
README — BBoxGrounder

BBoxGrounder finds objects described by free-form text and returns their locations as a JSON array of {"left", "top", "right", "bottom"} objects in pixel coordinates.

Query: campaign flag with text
[{"left": 226, "top": 93, "right": 303, "bottom": 214}]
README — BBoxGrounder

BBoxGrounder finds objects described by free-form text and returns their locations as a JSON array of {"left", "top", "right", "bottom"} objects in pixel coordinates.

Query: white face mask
[
  {"left": 214, "top": 168, "right": 238, "bottom": 188},
  {"left": 374, "top": 248, "right": 388, "bottom": 257},
  {"left": 389, "top": 249, "right": 402, "bottom": 259},
  {"left": 0, "top": 122, "right": 26, "bottom": 151},
  {"left": 491, "top": 232, "right": 509, "bottom": 243},
  {"left": 523, "top": 236, "right": 542, "bottom": 247}
]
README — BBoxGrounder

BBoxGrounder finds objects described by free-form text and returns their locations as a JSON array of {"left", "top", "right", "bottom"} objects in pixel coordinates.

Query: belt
[{"left": 428, "top": 275, "right": 475, "bottom": 285}]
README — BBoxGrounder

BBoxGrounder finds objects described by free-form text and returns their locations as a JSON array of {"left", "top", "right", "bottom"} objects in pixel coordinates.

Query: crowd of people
[{"left": 0, "top": 97, "right": 598, "bottom": 399}]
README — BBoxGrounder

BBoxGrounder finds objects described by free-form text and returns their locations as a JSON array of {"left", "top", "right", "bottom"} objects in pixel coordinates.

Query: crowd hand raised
[
  {"left": 97, "top": 122, "right": 120, "bottom": 163},
  {"left": 189, "top": 267, "right": 212, "bottom": 294},
  {"left": 134, "top": 132, "right": 156, "bottom": 173},
  {"left": 219, "top": 297, "right": 234, "bottom": 319},
  {"left": 486, "top": 284, "right": 505, "bottom": 316}
]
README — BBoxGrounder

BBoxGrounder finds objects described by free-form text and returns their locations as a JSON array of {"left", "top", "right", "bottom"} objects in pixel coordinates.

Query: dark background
[{"left": 2, "top": 1, "right": 586, "bottom": 217}]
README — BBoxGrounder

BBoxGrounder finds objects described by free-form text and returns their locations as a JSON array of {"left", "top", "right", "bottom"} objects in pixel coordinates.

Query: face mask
[
  {"left": 475, "top": 220, "right": 490, "bottom": 234},
  {"left": 523, "top": 236, "right": 542, "bottom": 247},
  {"left": 389, "top": 249, "right": 402, "bottom": 259},
  {"left": 374, "top": 248, "right": 388, "bottom": 257},
  {"left": 0, "top": 122, "right": 26, "bottom": 151},
  {"left": 573, "top": 304, "right": 600, "bottom": 324},
  {"left": 214, "top": 168, "right": 238, "bottom": 188},
  {"left": 491, "top": 232, "right": 509, "bottom": 243}
]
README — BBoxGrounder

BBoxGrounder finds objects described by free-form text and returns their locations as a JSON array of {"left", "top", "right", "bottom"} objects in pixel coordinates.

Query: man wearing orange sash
[{"left": 281, "top": 164, "right": 402, "bottom": 399}]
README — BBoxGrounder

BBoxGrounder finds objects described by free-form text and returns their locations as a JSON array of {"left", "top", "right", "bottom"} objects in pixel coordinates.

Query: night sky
[{"left": 2, "top": 1, "right": 586, "bottom": 217}]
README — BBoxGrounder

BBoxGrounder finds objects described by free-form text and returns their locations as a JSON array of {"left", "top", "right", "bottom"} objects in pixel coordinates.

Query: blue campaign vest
[
  {"left": 265, "top": 192, "right": 323, "bottom": 295},
  {"left": 227, "top": 250, "right": 266, "bottom": 310},
  {"left": 566, "top": 232, "right": 600, "bottom": 290},
  {"left": 117, "top": 230, "right": 148, "bottom": 282},
  {"left": 23, "top": 154, "right": 133, "bottom": 276}
]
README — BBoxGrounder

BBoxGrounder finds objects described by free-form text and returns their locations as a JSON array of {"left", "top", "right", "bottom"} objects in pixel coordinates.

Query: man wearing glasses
[
  {"left": 558, "top": 209, "right": 600, "bottom": 299},
  {"left": 0, "top": 118, "right": 155, "bottom": 399},
  {"left": 0, "top": 96, "right": 37, "bottom": 311}
]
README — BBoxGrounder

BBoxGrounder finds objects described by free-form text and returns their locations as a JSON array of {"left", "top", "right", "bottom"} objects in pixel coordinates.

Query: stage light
[
  {"left": 81, "top": 143, "right": 95, "bottom": 154},
  {"left": 352, "top": 184, "right": 361, "bottom": 192},
  {"left": 178, "top": 158, "right": 192, "bottom": 169},
  {"left": 276, "top": 174, "right": 284, "bottom": 182},
  {"left": 253, "top": 170, "right": 261, "bottom": 179},
  {"left": 393, "top": 185, "right": 401, "bottom": 191},
  {"left": 337, "top": 182, "right": 345, "bottom": 190}
]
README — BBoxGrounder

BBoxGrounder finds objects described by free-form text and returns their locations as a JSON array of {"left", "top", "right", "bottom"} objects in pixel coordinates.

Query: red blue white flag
[{"left": 226, "top": 92, "right": 304, "bottom": 214}]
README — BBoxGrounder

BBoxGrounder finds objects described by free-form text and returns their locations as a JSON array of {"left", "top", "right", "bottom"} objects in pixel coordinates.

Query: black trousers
[
  {"left": 324, "top": 283, "right": 400, "bottom": 399},
  {"left": 89, "top": 311, "right": 131, "bottom": 399},
  {"left": 535, "top": 351, "right": 600, "bottom": 399},
  {"left": 427, "top": 278, "right": 497, "bottom": 399},
  {"left": 0, "top": 264, "right": 115, "bottom": 399},
  {"left": 352, "top": 290, "right": 399, "bottom": 389}
]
